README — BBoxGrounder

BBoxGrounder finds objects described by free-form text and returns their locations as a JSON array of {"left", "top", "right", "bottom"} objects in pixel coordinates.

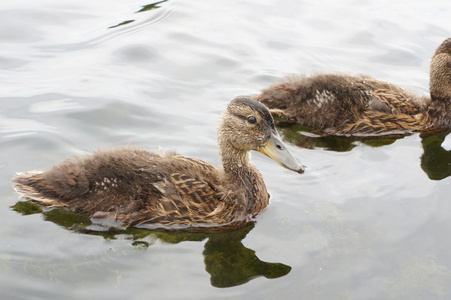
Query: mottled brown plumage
[
  {"left": 254, "top": 38, "right": 451, "bottom": 136},
  {"left": 13, "top": 97, "right": 304, "bottom": 232}
]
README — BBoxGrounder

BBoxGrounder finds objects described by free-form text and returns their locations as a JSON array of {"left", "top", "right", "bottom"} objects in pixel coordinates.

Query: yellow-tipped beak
[{"left": 258, "top": 133, "right": 305, "bottom": 174}]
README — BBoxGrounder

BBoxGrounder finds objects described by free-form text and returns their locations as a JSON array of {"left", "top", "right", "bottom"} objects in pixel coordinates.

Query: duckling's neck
[
  {"left": 429, "top": 80, "right": 451, "bottom": 127},
  {"left": 218, "top": 140, "right": 269, "bottom": 216},
  {"left": 429, "top": 53, "right": 451, "bottom": 127},
  {"left": 428, "top": 98, "right": 451, "bottom": 127},
  {"left": 219, "top": 141, "right": 250, "bottom": 172}
]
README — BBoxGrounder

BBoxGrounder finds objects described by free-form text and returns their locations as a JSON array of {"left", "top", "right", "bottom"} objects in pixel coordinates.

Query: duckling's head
[
  {"left": 430, "top": 38, "right": 451, "bottom": 101},
  {"left": 218, "top": 97, "right": 305, "bottom": 173}
]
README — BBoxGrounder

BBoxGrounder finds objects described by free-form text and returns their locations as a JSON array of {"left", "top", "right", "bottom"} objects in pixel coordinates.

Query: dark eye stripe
[{"left": 232, "top": 97, "right": 276, "bottom": 129}]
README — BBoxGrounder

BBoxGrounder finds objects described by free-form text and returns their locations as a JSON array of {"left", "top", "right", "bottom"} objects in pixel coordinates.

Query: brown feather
[
  {"left": 12, "top": 98, "right": 303, "bottom": 232},
  {"left": 254, "top": 38, "right": 451, "bottom": 136}
]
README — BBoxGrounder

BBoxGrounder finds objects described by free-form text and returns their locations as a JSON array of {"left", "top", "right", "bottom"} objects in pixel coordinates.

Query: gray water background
[{"left": 1, "top": 0, "right": 451, "bottom": 299}]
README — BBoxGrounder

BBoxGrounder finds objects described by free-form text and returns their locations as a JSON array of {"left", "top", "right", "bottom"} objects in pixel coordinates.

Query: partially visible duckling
[
  {"left": 253, "top": 38, "right": 451, "bottom": 136},
  {"left": 13, "top": 97, "right": 304, "bottom": 232}
]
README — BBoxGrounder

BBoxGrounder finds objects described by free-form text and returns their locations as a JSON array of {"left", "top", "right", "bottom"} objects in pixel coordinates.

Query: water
[{"left": 1, "top": 0, "right": 451, "bottom": 298}]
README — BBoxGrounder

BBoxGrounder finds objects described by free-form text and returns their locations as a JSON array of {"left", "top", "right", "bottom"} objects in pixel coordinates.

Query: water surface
[{"left": 1, "top": 0, "right": 451, "bottom": 299}]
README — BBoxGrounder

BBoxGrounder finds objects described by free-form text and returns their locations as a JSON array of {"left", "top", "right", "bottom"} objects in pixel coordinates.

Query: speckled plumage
[
  {"left": 13, "top": 97, "right": 304, "bottom": 232},
  {"left": 254, "top": 38, "right": 451, "bottom": 136}
]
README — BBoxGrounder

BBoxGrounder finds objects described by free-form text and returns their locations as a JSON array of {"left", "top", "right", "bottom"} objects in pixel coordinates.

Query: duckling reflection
[
  {"left": 203, "top": 228, "right": 291, "bottom": 288},
  {"left": 421, "top": 130, "right": 451, "bottom": 180},
  {"left": 11, "top": 201, "right": 291, "bottom": 288},
  {"left": 276, "top": 118, "right": 397, "bottom": 152},
  {"left": 277, "top": 118, "right": 451, "bottom": 180}
]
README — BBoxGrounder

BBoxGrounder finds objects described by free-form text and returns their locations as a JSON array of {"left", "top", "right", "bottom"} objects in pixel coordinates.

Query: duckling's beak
[{"left": 258, "top": 132, "right": 305, "bottom": 174}]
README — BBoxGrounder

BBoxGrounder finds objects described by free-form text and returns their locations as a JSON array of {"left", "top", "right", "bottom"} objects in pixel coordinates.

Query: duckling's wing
[
  {"left": 170, "top": 173, "right": 219, "bottom": 207},
  {"left": 126, "top": 172, "right": 224, "bottom": 229},
  {"left": 373, "top": 89, "right": 422, "bottom": 115},
  {"left": 340, "top": 110, "right": 428, "bottom": 135}
]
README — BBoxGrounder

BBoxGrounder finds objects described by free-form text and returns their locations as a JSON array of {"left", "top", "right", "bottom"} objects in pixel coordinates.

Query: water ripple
[{"left": 0, "top": 116, "right": 57, "bottom": 138}]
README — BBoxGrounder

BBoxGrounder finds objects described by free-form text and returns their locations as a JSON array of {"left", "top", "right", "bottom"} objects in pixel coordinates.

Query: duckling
[
  {"left": 253, "top": 38, "right": 451, "bottom": 136},
  {"left": 13, "top": 97, "right": 304, "bottom": 232}
]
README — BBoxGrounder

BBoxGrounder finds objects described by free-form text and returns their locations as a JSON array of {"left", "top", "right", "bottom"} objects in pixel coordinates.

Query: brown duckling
[
  {"left": 13, "top": 97, "right": 304, "bottom": 232},
  {"left": 253, "top": 38, "right": 451, "bottom": 136}
]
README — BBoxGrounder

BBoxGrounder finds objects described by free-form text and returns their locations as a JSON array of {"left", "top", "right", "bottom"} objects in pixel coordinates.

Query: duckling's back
[
  {"left": 13, "top": 148, "right": 241, "bottom": 231},
  {"left": 256, "top": 74, "right": 430, "bottom": 136}
]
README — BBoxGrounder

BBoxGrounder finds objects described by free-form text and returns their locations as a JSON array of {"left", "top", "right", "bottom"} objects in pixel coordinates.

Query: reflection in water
[
  {"left": 11, "top": 201, "right": 291, "bottom": 288},
  {"left": 421, "top": 130, "right": 451, "bottom": 180},
  {"left": 203, "top": 230, "right": 291, "bottom": 288},
  {"left": 109, "top": 20, "right": 135, "bottom": 29},
  {"left": 277, "top": 119, "right": 397, "bottom": 152},
  {"left": 108, "top": 0, "right": 169, "bottom": 29},
  {"left": 277, "top": 120, "right": 451, "bottom": 180},
  {"left": 136, "top": 0, "right": 169, "bottom": 13}
]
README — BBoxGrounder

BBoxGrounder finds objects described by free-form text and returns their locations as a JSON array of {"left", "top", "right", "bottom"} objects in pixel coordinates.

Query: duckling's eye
[{"left": 247, "top": 116, "right": 257, "bottom": 124}]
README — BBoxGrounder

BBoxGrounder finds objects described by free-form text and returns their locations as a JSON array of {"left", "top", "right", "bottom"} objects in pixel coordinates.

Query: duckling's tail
[{"left": 12, "top": 171, "right": 68, "bottom": 207}]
